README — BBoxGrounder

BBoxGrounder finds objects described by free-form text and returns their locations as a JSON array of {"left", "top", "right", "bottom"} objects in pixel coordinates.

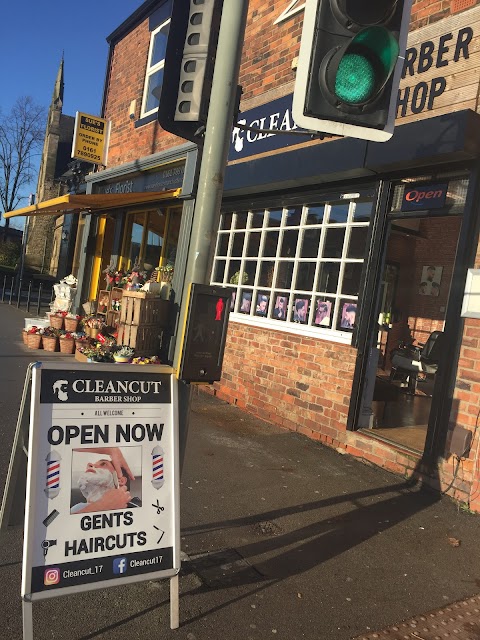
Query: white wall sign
[
  {"left": 22, "top": 363, "right": 180, "bottom": 601},
  {"left": 461, "top": 269, "right": 480, "bottom": 319}
]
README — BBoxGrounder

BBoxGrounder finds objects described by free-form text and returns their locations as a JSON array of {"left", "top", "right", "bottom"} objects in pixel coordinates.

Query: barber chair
[{"left": 389, "top": 331, "right": 444, "bottom": 394}]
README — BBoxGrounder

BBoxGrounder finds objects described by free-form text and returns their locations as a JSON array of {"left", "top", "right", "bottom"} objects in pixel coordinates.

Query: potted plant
[
  {"left": 59, "top": 331, "right": 75, "bottom": 354},
  {"left": 83, "top": 315, "right": 106, "bottom": 339},
  {"left": 64, "top": 313, "right": 82, "bottom": 333},
  {"left": 113, "top": 346, "right": 134, "bottom": 363},
  {"left": 26, "top": 326, "right": 43, "bottom": 350},
  {"left": 42, "top": 327, "right": 59, "bottom": 352},
  {"left": 49, "top": 310, "right": 66, "bottom": 330},
  {"left": 72, "top": 332, "right": 89, "bottom": 352}
]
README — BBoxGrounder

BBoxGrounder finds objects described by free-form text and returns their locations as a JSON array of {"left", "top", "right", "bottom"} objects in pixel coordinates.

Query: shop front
[{"left": 211, "top": 100, "right": 480, "bottom": 508}]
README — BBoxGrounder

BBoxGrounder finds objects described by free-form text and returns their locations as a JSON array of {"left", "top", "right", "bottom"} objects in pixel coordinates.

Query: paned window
[
  {"left": 141, "top": 19, "right": 170, "bottom": 117},
  {"left": 211, "top": 197, "right": 374, "bottom": 341}
]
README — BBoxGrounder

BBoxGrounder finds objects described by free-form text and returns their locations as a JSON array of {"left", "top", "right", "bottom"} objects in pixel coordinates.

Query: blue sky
[{"left": 1, "top": 1, "right": 144, "bottom": 226}]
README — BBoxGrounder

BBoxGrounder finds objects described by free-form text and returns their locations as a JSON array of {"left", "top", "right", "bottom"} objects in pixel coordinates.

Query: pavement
[{"left": 0, "top": 302, "right": 480, "bottom": 639}]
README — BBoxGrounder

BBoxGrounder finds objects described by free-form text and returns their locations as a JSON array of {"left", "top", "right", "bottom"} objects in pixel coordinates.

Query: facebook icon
[{"left": 113, "top": 557, "right": 128, "bottom": 575}]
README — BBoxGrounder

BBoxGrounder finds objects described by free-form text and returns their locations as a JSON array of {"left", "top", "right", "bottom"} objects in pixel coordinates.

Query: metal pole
[
  {"left": 36, "top": 283, "right": 42, "bottom": 317},
  {"left": 173, "top": 0, "right": 248, "bottom": 370},
  {"left": 26, "top": 281, "right": 32, "bottom": 313},
  {"left": 1, "top": 275, "right": 6, "bottom": 302},
  {"left": 0, "top": 362, "right": 35, "bottom": 530},
  {"left": 22, "top": 600, "right": 33, "bottom": 640},
  {"left": 16, "top": 279, "right": 23, "bottom": 308},
  {"left": 9, "top": 276, "right": 14, "bottom": 305}
]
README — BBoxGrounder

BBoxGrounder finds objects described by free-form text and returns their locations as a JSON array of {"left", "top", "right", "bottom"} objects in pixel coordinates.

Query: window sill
[
  {"left": 228, "top": 313, "right": 354, "bottom": 345},
  {"left": 134, "top": 112, "right": 158, "bottom": 128}
]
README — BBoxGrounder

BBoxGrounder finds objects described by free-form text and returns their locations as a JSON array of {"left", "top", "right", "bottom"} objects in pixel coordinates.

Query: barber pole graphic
[
  {"left": 45, "top": 450, "right": 61, "bottom": 498},
  {"left": 152, "top": 445, "right": 164, "bottom": 489}
]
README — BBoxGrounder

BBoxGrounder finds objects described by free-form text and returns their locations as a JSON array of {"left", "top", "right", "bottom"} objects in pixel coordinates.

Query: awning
[{"left": 4, "top": 189, "right": 181, "bottom": 219}]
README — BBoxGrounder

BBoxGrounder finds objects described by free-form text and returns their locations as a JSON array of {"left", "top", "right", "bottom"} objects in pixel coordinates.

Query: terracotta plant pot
[
  {"left": 59, "top": 338, "right": 75, "bottom": 354},
  {"left": 64, "top": 318, "right": 79, "bottom": 332},
  {"left": 50, "top": 315, "right": 64, "bottom": 330},
  {"left": 27, "top": 334, "right": 42, "bottom": 349},
  {"left": 42, "top": 336, "right": 58, "bottom": 352}
]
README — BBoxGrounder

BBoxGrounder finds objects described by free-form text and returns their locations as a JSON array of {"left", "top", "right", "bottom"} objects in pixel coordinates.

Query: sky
[{"left": 1, "top": 1, "right": 145, "bottom": 227}]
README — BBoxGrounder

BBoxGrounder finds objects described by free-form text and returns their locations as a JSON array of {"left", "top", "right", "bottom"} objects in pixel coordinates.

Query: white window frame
[
  {"left": 210, "top": 197, "right": 373, "bottom": 344},
  {"left": 141, "top": 18, "right": 171, "bottom": 118}
]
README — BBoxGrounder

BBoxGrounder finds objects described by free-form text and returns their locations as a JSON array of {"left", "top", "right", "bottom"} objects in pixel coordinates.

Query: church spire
[{"left": 52, "top": 55, "right": 64, "bottom": 108}]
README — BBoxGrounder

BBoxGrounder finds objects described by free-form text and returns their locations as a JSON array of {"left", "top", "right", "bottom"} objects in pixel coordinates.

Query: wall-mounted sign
[
  {"left": 72, "top": 112, "right": 111, "bottom": 166},
  {"left": 22, "top": 363, "right": 180, "bottom": 601},
  {"left": 92, "top": 162, "right": 185, "bottom": 195},
  {"left": 401, "top": 183, "right": 448, "bottom": 211},
  {"left": 229, "top": 94, "right": 318, "bottom": 162},
  {"left": 396, "top": 2, "right": 480, "bottom": 125},
  {"left": 461, "top": 268, "right": 480, "bottom": 318}
]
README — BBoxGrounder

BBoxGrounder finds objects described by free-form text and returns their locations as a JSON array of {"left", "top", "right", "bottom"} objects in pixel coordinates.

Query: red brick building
[{"left": 68, "top": 0, "right": 480, "bottom": 512}]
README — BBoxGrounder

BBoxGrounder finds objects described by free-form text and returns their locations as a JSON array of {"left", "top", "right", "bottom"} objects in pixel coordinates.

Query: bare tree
[{"left": 0, "top": 96, "right": 46, "bottom": 233}]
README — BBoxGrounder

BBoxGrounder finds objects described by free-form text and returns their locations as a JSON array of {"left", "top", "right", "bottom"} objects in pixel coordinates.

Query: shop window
[
  {"left": 141, "top": 19, "right": 170, "bottom": 117},
  {"left": 128, "top": 214, "right": 146, "bottom": 267},
  {"left": 211, "top": 197, "right": 373, "bottom": 341},
  {"left": 121, "top": 207, "right": 180, "bottom": 274}
]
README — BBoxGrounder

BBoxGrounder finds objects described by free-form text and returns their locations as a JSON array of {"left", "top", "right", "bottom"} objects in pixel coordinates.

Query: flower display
[
  {"left": 59, "top": 331, "right": 75, "bottom": 340},
  {"left": 43, "top": 327, "right": 60, "bottom": 337},
  {"left": 132, "top": 356, "right": 161, "bottom": 365},
  {"left": 103, "top": 266, "right": 125, "bottom": 290},
  {"left": 83, "top": 316, "right": 106, "bottom": 330},
  {"left": 27, "top": 326, "right": 44, "bottom": 335}
]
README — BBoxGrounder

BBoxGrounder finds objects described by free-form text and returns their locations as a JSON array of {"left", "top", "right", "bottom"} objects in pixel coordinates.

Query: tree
[{"left": 0, "top": 96, "right": 46, "bottom": 233}]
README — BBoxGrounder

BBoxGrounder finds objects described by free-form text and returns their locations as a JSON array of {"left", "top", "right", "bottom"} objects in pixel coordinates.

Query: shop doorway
[{"left": 361, "top": 213, "right": 462, "bottom": 452}]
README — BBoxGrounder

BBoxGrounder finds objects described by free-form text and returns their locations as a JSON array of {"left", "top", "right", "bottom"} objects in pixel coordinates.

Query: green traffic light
[
  {"left": 335, "top": 53, "right": 375, "bottom": 104},
  {"left": 333, "top": 26, "right": 399, "bottom": 106}
]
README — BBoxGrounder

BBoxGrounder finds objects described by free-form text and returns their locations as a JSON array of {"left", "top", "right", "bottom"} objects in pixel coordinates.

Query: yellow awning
[{"left": 4, "top": 189, "right": 182, "bottom": 219}]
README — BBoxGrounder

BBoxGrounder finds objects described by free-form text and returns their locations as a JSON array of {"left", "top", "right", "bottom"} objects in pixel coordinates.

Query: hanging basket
[
  {"left": 59, "top": 338, "right": 75, "bottom": 354},
  {"left": 42, "top": 336, "right": 58, "bottom": 352},
  {"left": 50, "top": 315, "right": 64, "bottom": 330},
  {"left": 64, "top": 318, "right": 79, "bottom": 332},
  {"left": 27, "top": 333, "right": 42, "bottom": 349}
]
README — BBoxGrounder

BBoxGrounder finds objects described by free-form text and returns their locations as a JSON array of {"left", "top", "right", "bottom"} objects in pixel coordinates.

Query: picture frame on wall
[
  {"left": 340, "top": 302, "right": 357, "bottom": 330},
  {"left": 293, "top": 298, "right": 309, "bottom": 323},
  {"left": 314, "top": 300, "right": 332, "bottom": 327},
  {"left": 418, "top": 265, "right": 443, "bottom": 297}
]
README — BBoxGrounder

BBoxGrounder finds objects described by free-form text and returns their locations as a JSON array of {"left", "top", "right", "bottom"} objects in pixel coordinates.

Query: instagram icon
[{"left": 44, "top": 568, "right": 60, "bottom": 586}]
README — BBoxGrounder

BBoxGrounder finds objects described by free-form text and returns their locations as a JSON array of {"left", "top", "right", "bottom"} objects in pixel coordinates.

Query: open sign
[{"left": 401, "top": 183, "right": 448, "bottom": 211}]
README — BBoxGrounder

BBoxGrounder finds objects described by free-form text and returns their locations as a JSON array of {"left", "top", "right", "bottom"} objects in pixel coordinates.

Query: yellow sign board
[{"left": 72, "top": 112, "right": 111, "bottom": 165}]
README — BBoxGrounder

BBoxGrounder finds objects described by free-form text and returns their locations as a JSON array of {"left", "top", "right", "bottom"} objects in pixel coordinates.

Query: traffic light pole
[{"left": 173, "top": 0, "right": 249, "bottom": 370}]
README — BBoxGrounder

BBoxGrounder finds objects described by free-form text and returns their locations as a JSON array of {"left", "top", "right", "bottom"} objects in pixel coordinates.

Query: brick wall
[
  {"left": 103, "top": 22, "right": 184, "bottom": 168},
  {"left": 450, "top": 237, "right": 480, "bottom": 511},
  {"left": 410, "top": 0, "right": 480, "bottom": 31},
  {"left": 212, "top": 322, "right": 356, "bottom": 444}
]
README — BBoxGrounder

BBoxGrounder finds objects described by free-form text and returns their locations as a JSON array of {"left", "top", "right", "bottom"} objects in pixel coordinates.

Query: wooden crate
[
  {"left": 120, "top": 291, "right": 170, "bottom": 327},
  {"left": 116, "top": 323, "right": 161, "bottom": 355}
]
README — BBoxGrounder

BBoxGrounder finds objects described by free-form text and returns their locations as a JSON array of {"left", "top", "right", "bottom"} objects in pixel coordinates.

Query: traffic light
[
  {"left": 292, "top": 0, "right": 413, "bottom": 142},
  {"left": 157, "top": 0, "right": 224, "bottom": 143}
]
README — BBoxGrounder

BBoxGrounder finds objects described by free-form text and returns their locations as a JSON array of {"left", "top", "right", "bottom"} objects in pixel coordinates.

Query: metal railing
[{"left": 0, "top": 276, "right": 54, "bottom": 316}]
